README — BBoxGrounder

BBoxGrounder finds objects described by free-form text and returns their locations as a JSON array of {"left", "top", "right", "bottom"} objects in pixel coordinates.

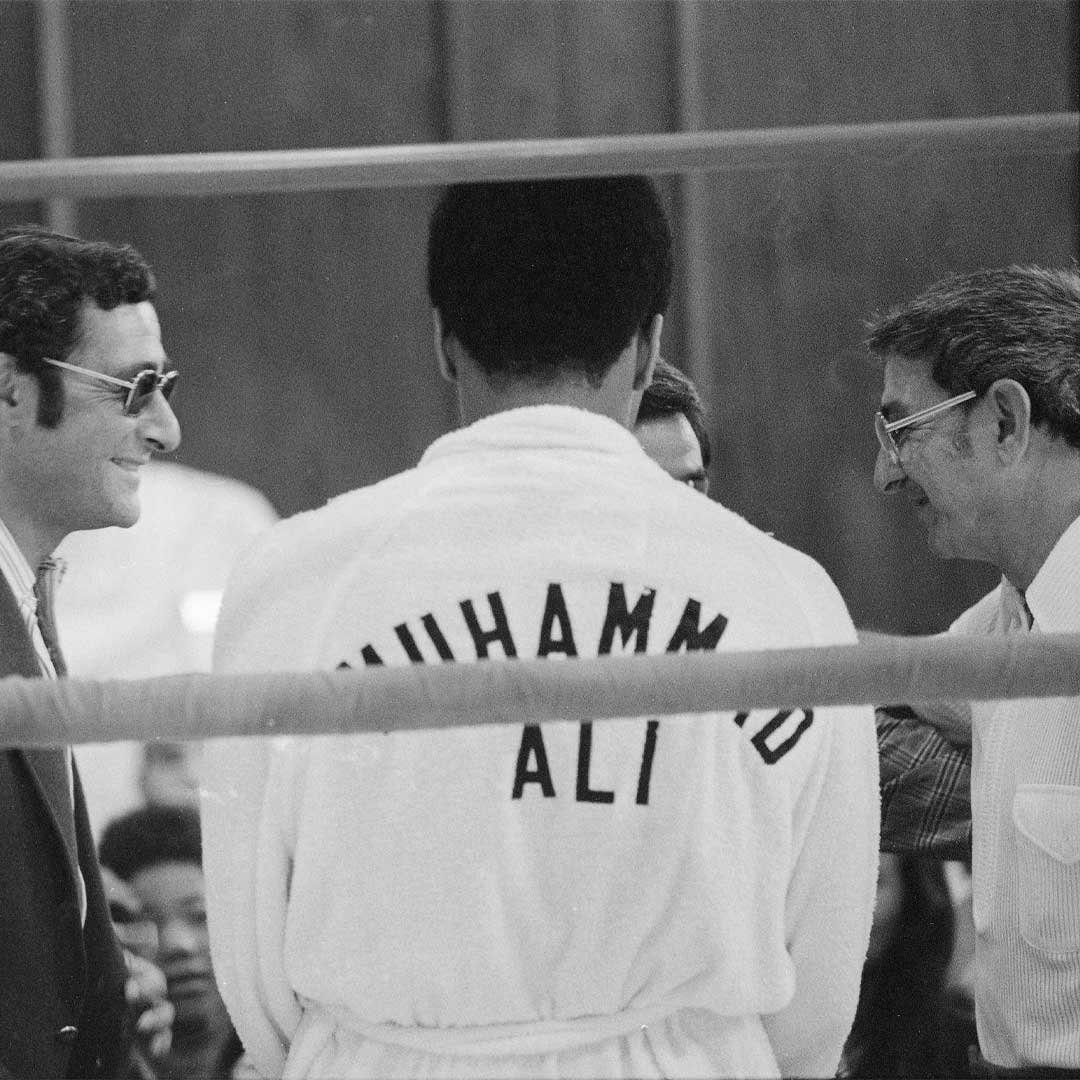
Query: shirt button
[{"left": 56, "top": 1025, "right": 78, "bottom": 1044}]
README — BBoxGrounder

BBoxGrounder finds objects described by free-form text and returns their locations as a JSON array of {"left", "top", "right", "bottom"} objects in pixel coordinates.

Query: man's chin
[
  {"left": 170, "top": 997, "right": 212, "bottom": 1038},
  {"left": 915, "top": 513, "right": 951, "bottom": 558},
  {"left": 107, "top": 498, "right": 141, "bottom": 529},
  {"left": 923, "top": 526, "right": 971, "bottom": 563},
  {"left": 924, "top": 531, "right": 955, "bottom": 559}
]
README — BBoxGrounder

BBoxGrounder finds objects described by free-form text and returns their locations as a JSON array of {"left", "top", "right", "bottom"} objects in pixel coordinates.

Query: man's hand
[
  {"left": 877, "top": 700, "right": 973, "bottom": 747},
  {"left": 910, "top": 699, "right": 973, "bottom": 747},
  {"left": 124, "top": 950, "right": 174, "bottom": 1062}
]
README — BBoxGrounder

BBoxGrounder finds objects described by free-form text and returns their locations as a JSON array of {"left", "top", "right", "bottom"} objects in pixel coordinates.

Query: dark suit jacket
[{"left": 0, "top": 575, "right": 129, "bottom": 1079}]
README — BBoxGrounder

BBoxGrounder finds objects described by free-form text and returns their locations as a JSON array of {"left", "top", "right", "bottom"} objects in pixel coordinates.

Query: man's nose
[
  {"left": 874, "top": 446, "right": 906, "bottom": 493},
  {"left": 140, "top": 392, "right": 181, "bottom": 453},
  {"left": 157, "top": 917, "right": 200, "bottom": 957}
]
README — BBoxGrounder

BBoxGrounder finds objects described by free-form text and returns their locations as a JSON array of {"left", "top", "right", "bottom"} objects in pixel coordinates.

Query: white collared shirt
[
  {"left": 950, "top": 512, "right": 1080, "bottom": 1068},
  {"left": 0, "top": 515, "right": 59, "bottom": 678}
]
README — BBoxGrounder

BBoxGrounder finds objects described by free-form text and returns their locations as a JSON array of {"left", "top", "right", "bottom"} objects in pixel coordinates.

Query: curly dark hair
[
  {"left": 99, "top": 803, "right": 201, "bottom": 881},
  {"left": 427, "top": 177, "right": 672, "bottom": 387},
  {"left": 0, "top": 225, "right": 156, "bottom": 427},
  {"left": 866, "top": 266, "right": 1080, "bottom": 450}
]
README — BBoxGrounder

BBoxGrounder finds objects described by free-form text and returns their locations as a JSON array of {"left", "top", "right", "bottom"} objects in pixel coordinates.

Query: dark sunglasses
[{"left": 42, "top": 357, "right": 177, "bottom": 416}]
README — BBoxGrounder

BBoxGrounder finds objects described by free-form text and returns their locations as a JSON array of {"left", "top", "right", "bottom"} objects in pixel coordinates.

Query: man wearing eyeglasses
[
  {"left": 0, "top": 225, "right": 180, "bottom": 1079},
  {"left": 868, "top": 266, "right": 1080, "bottom": 1078}
]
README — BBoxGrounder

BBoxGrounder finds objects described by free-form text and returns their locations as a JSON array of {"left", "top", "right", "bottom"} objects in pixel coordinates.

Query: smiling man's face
[
  {"left": 874, "top": 355, "right": 999, "bottom": 563},
  {"left": 12, "top": 300, "right": 180, "bottom": 545}
]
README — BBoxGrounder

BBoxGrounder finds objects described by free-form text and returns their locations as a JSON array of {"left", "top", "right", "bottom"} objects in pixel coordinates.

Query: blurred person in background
[
  {"left": 633, "top": 358, "right": 711, "bottom": 494},
  {"left": 839, "top": 853, "right": 977, "bottom": 1078},
  {"left": 0, "top": 225, "right": 178, "bottom": 1079},
  {"left": 100, "top": 805, "right": 245, "bottom": 1080},
  {"left": 869, "top": 266, "right": 1080, "bottom": 1076},
  {"left": 99, "top": 867, "right": 174, "bottom": 1080},
  {"left": 56, "top": 458, "right": 278, "bottom": 833}
]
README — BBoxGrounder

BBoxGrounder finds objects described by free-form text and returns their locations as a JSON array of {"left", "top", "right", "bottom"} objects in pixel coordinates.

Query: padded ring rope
[
  {"left": 0, "top": 113, "right": 1075, "bottom": 201},
  {"left": 1, "top": 631, "right": 1078, "bottom": 748}
]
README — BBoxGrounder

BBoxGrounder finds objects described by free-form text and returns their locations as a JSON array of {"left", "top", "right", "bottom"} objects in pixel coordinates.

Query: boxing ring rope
[
  {"left": 1, "top": 112, "right": 1076, "bottom": 749},
  {"left": 1, "top": 632, "right": 1078, "bottom": 748},
  {"left": 0, "top": 113, "right": 1076, "bottom": 200}
]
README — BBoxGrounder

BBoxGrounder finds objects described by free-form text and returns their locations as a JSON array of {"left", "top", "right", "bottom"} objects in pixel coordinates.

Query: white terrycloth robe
[{"left": 202, "top": 406, "right": 879, "bottom": 1079}]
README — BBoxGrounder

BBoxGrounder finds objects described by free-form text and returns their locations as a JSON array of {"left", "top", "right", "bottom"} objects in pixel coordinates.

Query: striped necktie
[
  {"left": 1021, "top": 594, "right": 1036, "bottom": 632},
  {"left": 30, "top": 560, "right": 85, "bottom": 921},
  {"left": 33, "top": 560, "right": 67, "bottom": 677}
]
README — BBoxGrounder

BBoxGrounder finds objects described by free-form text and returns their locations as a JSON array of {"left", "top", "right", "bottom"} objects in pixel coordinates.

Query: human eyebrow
[{"left": 116, "top": 354, "right": 174, "bottom": 381}]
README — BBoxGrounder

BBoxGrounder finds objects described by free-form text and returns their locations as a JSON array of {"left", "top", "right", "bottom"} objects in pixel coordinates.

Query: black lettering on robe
[
  {"left": 395, "top": 623, "right": 424, "bottom": 663},
  {"left": 635, "top": 720, "right": 659, "bottom": 805},
  {"left": 598, "top": 583, "right": 655, "bottom": 655},
  {"left": 511, "top": 725, "right": 556, "bottom": 798},
  {"left": 576, "top": 723, "right": 615, "bottom": 803},
  {"left": 461, "top": 592, "right": 518, "bottom": 659},
  {"left": 422, "top": 614, "right": 455, "bottom": 661},
  {"left": 751, "top": 709, "right": 814, "bottom": 765},
  {"left": 666, "top": 599, "right": 728, "bottom": 652},
  {"left": 537, "top": 583, "right": 577, "bottom": 658},
  {"left": 360, "top": 645, "right": 384, "bottom": 666}
]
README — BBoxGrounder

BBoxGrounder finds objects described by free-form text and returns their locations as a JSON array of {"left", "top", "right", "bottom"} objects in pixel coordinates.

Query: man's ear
[
  {"left": 432, "top": 309, "right": 457, "bottom": 384},
  {"left": 632, "top": 314, "right": 663, "bottom": 391},
  {"left": 987, "top": 378, "right": 1032, "bottom": 461}
]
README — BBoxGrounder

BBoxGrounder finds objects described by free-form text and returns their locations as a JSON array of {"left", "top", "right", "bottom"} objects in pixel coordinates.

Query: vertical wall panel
[
  {"left": 0, "top": 1, "right": 45, "bottom": 226},
  {"left": 74, "top": 2, "right": 454, "bottom": 514},
  {"left": 3, "top": 0, "right": 1076, "bottom": 633},
  {"left": 679, "top": 0, "right": 1076, "bottom": 630}
]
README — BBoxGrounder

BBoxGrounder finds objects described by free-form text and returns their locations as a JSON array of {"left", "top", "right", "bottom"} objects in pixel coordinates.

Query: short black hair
[
  {"left": 99, "top": 803, "right": 201, "bottom": 882},
  {"left": 0, "top": 225, "right": 156, "bottom": 427},
  {"left": 637, "top": 359, "right": 711, "bottom": 469},
  {"left": 866, "top": 265, "right": 1080, "bottom": 450},
  {"left": 427, "top": 177, "right": 672, "bottom": 387}
]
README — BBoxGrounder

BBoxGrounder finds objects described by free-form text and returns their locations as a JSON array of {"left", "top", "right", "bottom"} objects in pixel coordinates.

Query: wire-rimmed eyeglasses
[
  {"left": 874, "top": 390, "right": 977, "bottom": 466},
  {"left": 42, "top": 357, "right": 178, "bottom": 416}
]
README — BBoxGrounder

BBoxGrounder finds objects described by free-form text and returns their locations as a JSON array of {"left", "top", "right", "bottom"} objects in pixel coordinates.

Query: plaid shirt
[{"left": 877, "top": 704, "right": 972, "bottom": 860}]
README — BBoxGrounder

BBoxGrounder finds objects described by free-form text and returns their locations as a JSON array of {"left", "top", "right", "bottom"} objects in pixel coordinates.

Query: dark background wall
[{"left": 1, "top": 0, "right": 1076, "bottom": 633}]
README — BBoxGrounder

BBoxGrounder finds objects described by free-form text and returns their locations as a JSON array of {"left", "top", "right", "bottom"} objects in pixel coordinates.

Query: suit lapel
[
  {"left": 0, "top": 569, "right": 42, "bottom": 676},
  {"left": 0, "top": 575, "right": 80, "bottom": 872}
]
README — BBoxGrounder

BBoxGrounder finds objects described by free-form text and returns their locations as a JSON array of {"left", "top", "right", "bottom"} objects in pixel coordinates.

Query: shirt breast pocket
[{"left": 1012, "top": 785, "right": 1080, "bottom": 953}]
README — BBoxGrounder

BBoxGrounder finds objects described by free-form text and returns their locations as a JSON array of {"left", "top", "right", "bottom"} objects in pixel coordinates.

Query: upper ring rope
[{"left": 1, "top": 113, "right": 1075, "bottom": 201}]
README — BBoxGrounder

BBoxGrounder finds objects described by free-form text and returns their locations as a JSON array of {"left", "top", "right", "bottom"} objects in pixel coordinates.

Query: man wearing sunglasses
[
  {"left": 868, "top": 266, "right": 1080, "bottom": 1078},
  {"left": 0, "top": 225, "right": 180, "bottom": 1078}
]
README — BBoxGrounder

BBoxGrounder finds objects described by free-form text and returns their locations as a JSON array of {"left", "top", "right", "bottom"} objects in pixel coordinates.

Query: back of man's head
[{"left": 427, "top": 177, "right": 672, "bottom": 387}]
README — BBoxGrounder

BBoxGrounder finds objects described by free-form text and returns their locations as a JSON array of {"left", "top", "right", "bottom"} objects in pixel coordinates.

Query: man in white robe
[{"left": 202, "top": 177, "right": 878, "bottom": 1079}]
